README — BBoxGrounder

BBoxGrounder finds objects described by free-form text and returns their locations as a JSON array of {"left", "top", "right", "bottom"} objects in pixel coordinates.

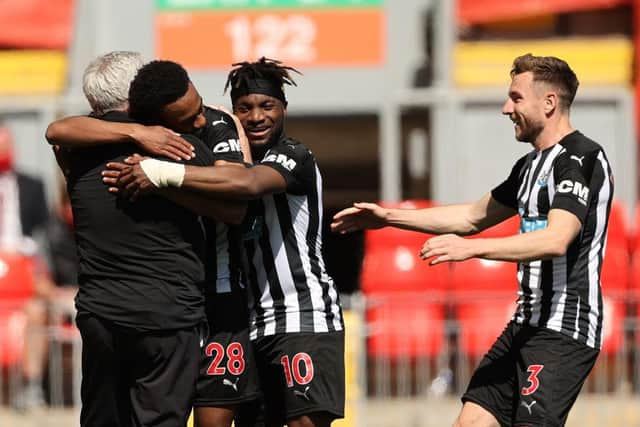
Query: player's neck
[{"left": 532, "top": 117, "right": 574, "bottom": 152}]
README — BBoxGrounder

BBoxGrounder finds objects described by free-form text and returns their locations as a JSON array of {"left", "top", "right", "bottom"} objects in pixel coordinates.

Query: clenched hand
[{"left": 102, "top": 154, "right": 154, "bottom": 201}]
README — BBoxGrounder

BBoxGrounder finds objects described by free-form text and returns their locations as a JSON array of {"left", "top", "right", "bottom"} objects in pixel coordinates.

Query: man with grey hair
[
  {"left": 48, "top": 51, "right": 195, "bottom": 162},
  {"left": 46, "top": 51, "right": 224, "bottom": 427},
  {"left": 82, "top": 50, "right": 143, "bottom": 115}
]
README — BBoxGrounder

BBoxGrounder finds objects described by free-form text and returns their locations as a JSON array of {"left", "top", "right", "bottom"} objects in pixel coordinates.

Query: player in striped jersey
[
  {"left": 105, "top": 58, "right": 345, "bottom": 427},
  {"left": 47, "top": 58, "right": 261, "bottom": 427},
  {"left": 332, "top": 54, "right": 612, "bottom": 427}
]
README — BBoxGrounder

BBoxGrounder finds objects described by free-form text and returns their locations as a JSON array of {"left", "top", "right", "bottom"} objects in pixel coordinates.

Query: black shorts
[
  {"left": 236, "top": 330, "right": 345, "bottom": 426},
  {"left": 194, "top": 291, "right": 261, "bottom": 406},
  {"left": 462, "top": 321, "right": 599, "bottom": 427},
  {"left": 76, "top": 312, "right": 200, "bottom": 427}
]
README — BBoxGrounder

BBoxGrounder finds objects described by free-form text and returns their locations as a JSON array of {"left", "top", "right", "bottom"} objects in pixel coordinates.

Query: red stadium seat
[
  {"left": 361, "top": 200, "right": 450, "bottom": 295},
  {"left": 450, "top": 258, "right": 517, "bottom": 298},
  {"left": 0, "top": 252, "right": 36, "bottom": 367},
  {"left": 0, "top": 252, "right": 36, "bottom": 299},
  {"left": 473, "top": 215, "right": 520, "bottom": 238},
  {"left": 607, "top": 200, "right": 629, "bottom": 253},
  {"left": 366, "top": 293, "right": 446, "bottom": 358},
  {"left": 631, "top": 201, "right": 640, "bottom": 254},
  {"left": 362, "top": 203, "right": 448, "bottom": 360},
  {"left": 630, "top": 250, "right": 640, "bottom": 296},
  {"left": 361, "top": 246, "right": 449, "bottom": 295},
  {"left": 456, "top": 298, "right": 516, "bottom": 356},
  {"left": 450, "top": 258, "right": 517, "bottom": 357},
  {"left": 363, "top": 200, "right": 434, "bottom": 252},
  {"left": 601, "top": 296, "right": 625, "bottom": 355},
  {"left": 600, "top": 246, "right": 629, "bottom": 298},
  {"left": 0, "top": 305, "right": 27, "bottom": 366}
]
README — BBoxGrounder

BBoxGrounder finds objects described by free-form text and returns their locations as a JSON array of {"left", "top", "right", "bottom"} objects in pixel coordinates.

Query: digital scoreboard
[{"left": 155, "top": 0, "right": 385, "bottom": 69}]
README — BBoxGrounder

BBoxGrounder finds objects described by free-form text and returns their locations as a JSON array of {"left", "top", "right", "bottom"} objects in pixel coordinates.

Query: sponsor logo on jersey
[
  {"left": 570, "top": 154, "right": 585, "bottom": 167},
  {"left": 556, "top": 180, "right": 589, "bottom": 206},
  {"left": 537, "top": 170, "right": 550, "bottom": 187},
  {"left": 243, "top": 216, "right": 264, "bottom": 241},
  {"left": 223, "top": 378, "right": 239, "bottom": 392},
  {"left": 212, "top": 117, "right": 227, "bottom": 127},
  {"left": 520, "top": 400, "right": 537, "bottom": 415},
  {"left": 263, "top": 153, "right": 297, "bottom": 171},
  {"left": 293, "top": 386, "right": 311, "bottom": 401},
  {"left": 213, "top": 139, "right": 241, "bottom": 153},
  {"left": 520, "top": 217, "right": 548, "bottom": 233}
]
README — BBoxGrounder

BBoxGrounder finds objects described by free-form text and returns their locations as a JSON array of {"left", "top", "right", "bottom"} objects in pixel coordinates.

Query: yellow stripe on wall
[
  {"left": 455, "top": 37, "right": 633, "bottom": 87},
  {"left": 0, "top": 50, "right": 67, "bottom": 95}
]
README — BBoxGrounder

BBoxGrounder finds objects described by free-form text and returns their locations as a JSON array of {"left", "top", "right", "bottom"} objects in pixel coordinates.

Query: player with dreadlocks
[
  {"left": 104, "top": 57, "right": 345, "bottom": 427},
  {"left": 46, "top": 57, "right": 262, "bottom": 427}
]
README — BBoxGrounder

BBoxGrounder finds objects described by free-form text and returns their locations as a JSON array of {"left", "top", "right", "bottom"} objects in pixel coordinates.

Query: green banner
[{"left": 156, "top": 0, "right": 382, "bottom": 10}]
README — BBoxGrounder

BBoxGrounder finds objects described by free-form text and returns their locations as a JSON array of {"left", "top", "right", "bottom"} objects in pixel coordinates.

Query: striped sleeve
[{"left": 491, "top": 155, "right": 528, "bottom": 210}]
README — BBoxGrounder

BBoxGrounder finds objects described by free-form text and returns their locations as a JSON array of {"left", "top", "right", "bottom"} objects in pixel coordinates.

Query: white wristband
[{"left": 139, "top": 159, "right": 185, "bottom": 188}]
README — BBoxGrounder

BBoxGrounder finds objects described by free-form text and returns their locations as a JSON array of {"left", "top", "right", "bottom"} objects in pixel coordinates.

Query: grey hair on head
[{"left": 82, "top": 51, "right": 144, "bottom": 115}]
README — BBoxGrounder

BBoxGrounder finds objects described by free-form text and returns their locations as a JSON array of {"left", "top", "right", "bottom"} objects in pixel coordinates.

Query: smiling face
[
  {"left": 502, "top": 71, "right": 548, "bottom": 144},
  {"left": 160, "top": 82, "right": 206, "bottom": 134},
  {"left": 233, "top": 93, "right": 286, "bottom": 150}
]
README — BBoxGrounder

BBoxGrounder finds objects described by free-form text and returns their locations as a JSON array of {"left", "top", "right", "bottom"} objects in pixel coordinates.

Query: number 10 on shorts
[{"left": 280, "top": 353, "right": 314, "bottom": 388}]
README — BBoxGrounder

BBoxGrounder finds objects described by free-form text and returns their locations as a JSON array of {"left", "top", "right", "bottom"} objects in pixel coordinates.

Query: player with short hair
[
  {"left": 332, "top": 53, "right": 613, "bottom": 427},
  {"left": 48, "top": 51, "right": 219, "bottom": 427},
  {"left": 129, "top": 60, "right": 261, "bottom": 427},
  {"left": 47, "top": 55, "right": 260, "bottom": 427},
  {"left": 103, "top": 58, "right": 345, "bottom": 427}
]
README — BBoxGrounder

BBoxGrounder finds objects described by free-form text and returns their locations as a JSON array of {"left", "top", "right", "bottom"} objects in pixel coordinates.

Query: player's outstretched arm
[
  {"left": 332, "top": 193, "right": 516, "bottom": 236},
  {"left": 45, "top": 116, "right": 194, "bottom": 161},
  {"left": 330, "top": 203, "right": 389, "bottom": 234},
  {"left": 419, "top": 208, "right": 581, "bottom": 265}
]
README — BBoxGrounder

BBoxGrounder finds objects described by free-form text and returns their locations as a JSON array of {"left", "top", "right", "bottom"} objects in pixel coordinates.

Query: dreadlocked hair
[
  {"left": 224, "top": 57, "right": 301, "bottom": 95},
  {"left": 129, "top": 60, "right": 190, "bottom": 124}
]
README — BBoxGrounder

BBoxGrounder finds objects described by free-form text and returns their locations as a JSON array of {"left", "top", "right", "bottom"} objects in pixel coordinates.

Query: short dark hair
[
  {"left": 511, "top": 53, "right": 579, "bottom": 110},
  {"left": 128, "top": 60, "right": 190, "bottom": 123}
]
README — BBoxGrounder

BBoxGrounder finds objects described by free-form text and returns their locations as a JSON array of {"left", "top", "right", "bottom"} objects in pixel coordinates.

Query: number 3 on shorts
[
  {"left": 280, "top": 352, "right": 314, "bottom": 388},
  {"left": 521, "top": 364, "right": 544, "bottom": 396}
]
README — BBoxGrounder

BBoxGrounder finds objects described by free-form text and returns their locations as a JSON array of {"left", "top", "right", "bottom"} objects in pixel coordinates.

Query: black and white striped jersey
[
  {"left": 491, "top": 131, "right": 614, "bottom": 349},
  {"left": 198, "top": 107, "right": 247, "bottom": 298},
  {"left": 243, "top": 136, "right": 343, "bottom": 339}
]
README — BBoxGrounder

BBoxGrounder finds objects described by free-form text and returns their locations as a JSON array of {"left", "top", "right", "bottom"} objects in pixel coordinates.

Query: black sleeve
[
  {"left": 202, "top": 108, "right": 244, "bottom": 164},
  {"left": 550, "top": 150, "right": 598, "bottom": 223},
  {"left": 180, "top": 134, "right": 216, "bottom": 167},
  {"left": 491, "top": 155, "right": 527, "bottom": 210},
  {"left": 259, "top": 142, "right": 316, "bottom": 195}
]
